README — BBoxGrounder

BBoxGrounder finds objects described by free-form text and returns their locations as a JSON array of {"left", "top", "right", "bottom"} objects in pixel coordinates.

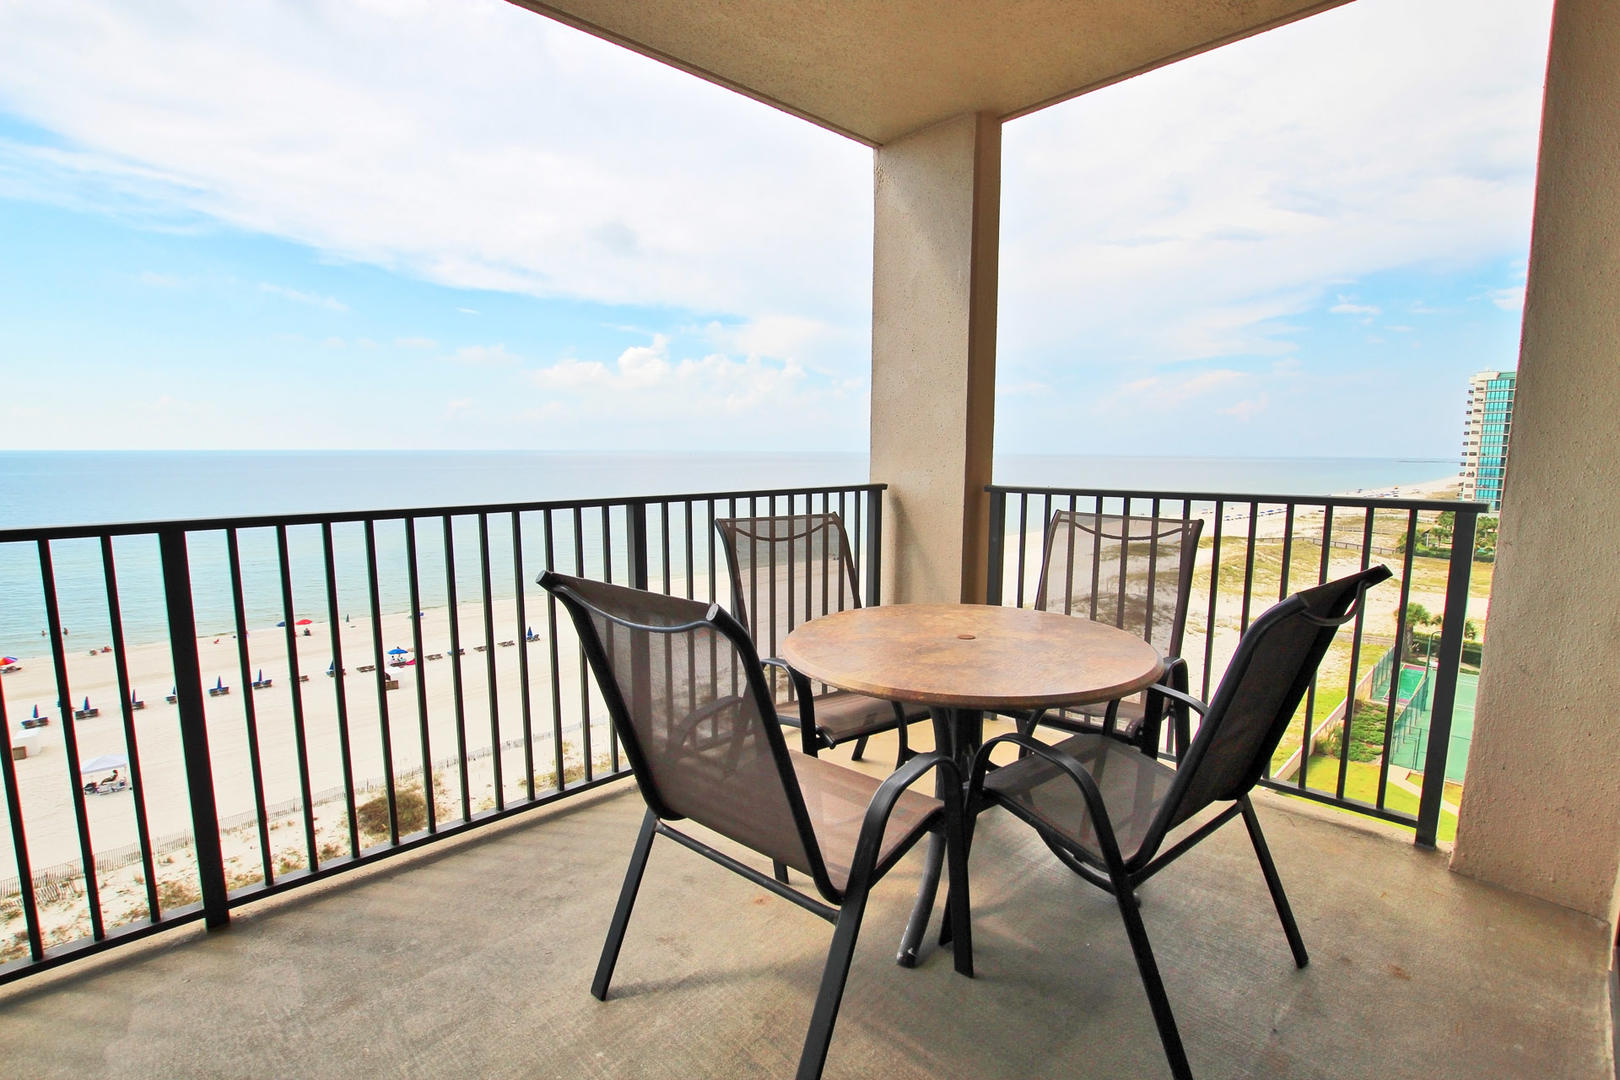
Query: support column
[
  {"left": 870, "top": 112, "right": 1000, "bottom": 604},
  {"left": 1451, "top": 0, "right": 1620, "bottom": 925}
]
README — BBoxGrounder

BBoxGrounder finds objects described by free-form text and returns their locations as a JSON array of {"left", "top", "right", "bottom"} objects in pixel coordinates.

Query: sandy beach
[{"left": 0, "top": 586, "right": 622, "bottom": 923}]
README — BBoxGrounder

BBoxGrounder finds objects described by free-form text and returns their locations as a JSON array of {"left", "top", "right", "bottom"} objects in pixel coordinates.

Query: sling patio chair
[
  {"left": 715, "top": 512, "right": 927, "bottom": 767},
  {"left": 1016, "top": 510, "right": 1203, "bottom": 757},
  {"left": 965, "top": 564, "right": 1391, "bottom": 1080},
  {"left": 538, "top": 571, "right": 972, "bottom": 1080}
]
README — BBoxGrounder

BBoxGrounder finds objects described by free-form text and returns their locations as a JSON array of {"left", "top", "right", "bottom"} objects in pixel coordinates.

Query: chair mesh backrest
[
  {"left": 1034, "top": 512, "right": 1203, "bottom": 658},
  {"left": 545, "top": 574, "right": 817, "bottom": 876},
  {"left": 714, "top": 514, "right": 862, "bottom": 662},
  {"left": 1164, "top": 566, "right": 1389, "bottom": 831}
]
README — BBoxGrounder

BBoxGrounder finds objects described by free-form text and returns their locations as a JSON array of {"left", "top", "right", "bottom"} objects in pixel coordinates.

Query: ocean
[{"left": 0, "top": 451, "right": 1452, "bottom": 652}]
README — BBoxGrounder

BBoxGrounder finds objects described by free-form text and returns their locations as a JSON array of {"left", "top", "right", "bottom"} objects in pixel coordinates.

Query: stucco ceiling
[{"left": 506, "top": 0, "right": 1351, "bottom": 145}]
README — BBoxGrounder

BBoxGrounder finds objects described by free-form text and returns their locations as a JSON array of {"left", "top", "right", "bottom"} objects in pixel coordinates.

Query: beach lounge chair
[
  {"left": 538, "top": 571, "right": 971, "bottom": 1080},
  {"left": 498, "top": 639, "right": 515, "bottom": 647},
  {"left": 383, "top": 677, "right": 400, "bottom": 691},
  {"left": 714, "top": 512, "right": 926, "bottom": 767},
  {"left": 965, "top": 565, "right": 1391, "bottom": 1080},
  {"left": 1011, "top": 510, "right": 1203, "bottom": 756},
  {"left": 357, "top": 664, "right": 376, "bottom": 673},
  {"left": 473, "top": 644, "right": 488, "bottom": 652}
]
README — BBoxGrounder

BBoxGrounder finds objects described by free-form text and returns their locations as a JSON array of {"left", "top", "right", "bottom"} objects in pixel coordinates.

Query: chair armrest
[
  {"left": 843, "top": 749, "right": 960, "bottom": 900},
  {"left": 1141, "top": 657, "right": 1203, "bottom": 759},
  {"left": 966, "top": 732, "right": 1131, "bottom": 873}
]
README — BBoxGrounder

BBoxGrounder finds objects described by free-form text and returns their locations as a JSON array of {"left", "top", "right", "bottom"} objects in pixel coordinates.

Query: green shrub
[{"left": 356, "top": 785, "right": 431, "bottom": 838}]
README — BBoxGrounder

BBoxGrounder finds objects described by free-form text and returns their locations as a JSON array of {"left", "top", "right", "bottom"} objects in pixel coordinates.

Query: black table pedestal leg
[{"left": 897, "top": 706, "right": 978, "bottom": 967}]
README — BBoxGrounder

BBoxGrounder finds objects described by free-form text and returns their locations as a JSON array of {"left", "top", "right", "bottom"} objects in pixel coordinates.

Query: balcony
[
  {"left": 0, "top": 747, "right": 1606, "bottom": 1079},
  {"left": 0, "top": 478, "right": 1604, "bottom": 1076}
]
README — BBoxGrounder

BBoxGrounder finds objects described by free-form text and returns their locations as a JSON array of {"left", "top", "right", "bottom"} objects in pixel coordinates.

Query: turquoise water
[{"left": 0, "top": 451, "right": 1453, "bottom": 652}]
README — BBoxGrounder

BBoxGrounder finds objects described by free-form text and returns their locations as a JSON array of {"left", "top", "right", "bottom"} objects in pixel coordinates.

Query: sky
[{"left": 0, "top": 0, "right": 1553, "bottom": 458}]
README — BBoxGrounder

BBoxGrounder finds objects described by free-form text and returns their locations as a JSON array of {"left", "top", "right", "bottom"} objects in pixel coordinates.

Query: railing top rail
[
  {"left": 986, "top": 483, "right": 1487, "bottom": 516},
  {"left": 0, "top": 483, "right": 888, "bottom": 544}
]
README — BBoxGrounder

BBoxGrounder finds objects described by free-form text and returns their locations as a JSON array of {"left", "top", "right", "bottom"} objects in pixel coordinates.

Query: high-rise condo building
[{"left": 1460, "top": 370, "right": 1515, "bottom": 511}]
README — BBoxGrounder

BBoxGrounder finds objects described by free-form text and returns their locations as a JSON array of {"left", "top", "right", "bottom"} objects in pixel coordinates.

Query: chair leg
[
  {"left": 850, "top": 734, "right": 869, "bottom": 761},
  {"left": 1239, "top": 795, "right": 1309, "bottom": 968},
  {"left": 796, "top": 887, "right": 872, "bottom": 1080},
  {"left": 892, "top": 720, "right": 911, "bottom": 769},
  {"left": 773, "top": 859, "right": 790, "bottom": 884},
  {"left": 592, "top": 808, "right": 659, "bottom": 1001},
  {"left": 1115, "top": 880, "right": 1192, "bottom": 1080}
]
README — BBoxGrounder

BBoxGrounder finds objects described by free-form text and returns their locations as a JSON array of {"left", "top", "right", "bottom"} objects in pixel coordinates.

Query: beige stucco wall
[
  {"left": 1450, "top": 0, "right": 1620, "bottom": 925},
  {"left": 870, "top": 113, "right": 1001, "bottom": 604}
]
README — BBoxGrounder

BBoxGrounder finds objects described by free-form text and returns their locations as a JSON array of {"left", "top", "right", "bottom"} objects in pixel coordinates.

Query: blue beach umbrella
[
  {"left": 82, "top": 696, "right": 90, "bottom": 712},
  {"left": 257, "top": 669, "right": 265, "bottom": 683},
  {"left": 276, "top": 620, "right": 285, "bottom": 628},
  {"left": 388, "top": 646, "right": 408, "bottom": 657},
  {"left": 31, "top": 705, "right": 39, "bottom": 719},
  {"left": 215, "top": 676, "right": 224, "bottom": 691}
]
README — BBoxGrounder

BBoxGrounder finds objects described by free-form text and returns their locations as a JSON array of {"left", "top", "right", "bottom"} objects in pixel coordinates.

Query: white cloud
[
  {"left": 260, "top": 282, "right": 347, "bottom": 311},
  {"left": 999, "top": 0, "right": 1550, "bottom": 381},
  {"left": 395, "top": 336, "right": 437, "bottom": 349},
  {"left": 1095, "top": 368, "right": 1248, "bottom": 413},
  {"left": 1221, "top": 394, "right": 1270, "bottom": 422},
  {"left": 1329, "top": 297, "right": 1381, "bottom": 317},
  {"left": 0, "top": 0, "right": 870, "bottom": 339},
  {"left": 1487, "top": 286, "right": 1526, "bottom": 311}
]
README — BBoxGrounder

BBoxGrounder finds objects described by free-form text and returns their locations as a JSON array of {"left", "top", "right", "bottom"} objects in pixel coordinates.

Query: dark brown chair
[
  {"left": 1020, "top": 510, "right": 1203, "bottom": 756},
  {"left": 715, "top": 513, "right": 926, "bottom": 766},
  {"left": 539, "top": 571, "right": 972, "bottom": 1080},
  {"left": 967, "top": 565, "right": 1391, "bottom": 1080}
]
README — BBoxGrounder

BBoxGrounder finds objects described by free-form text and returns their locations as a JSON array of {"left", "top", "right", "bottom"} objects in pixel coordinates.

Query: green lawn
[{"left": 1297, "top": 755, "right": 1458, "bottom": 843}]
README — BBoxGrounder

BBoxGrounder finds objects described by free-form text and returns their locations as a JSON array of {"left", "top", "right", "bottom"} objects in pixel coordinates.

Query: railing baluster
[
  {"left": 320, "top": 522, "right": 358, "bottom": 860},
  {"left": 443, "top": 516, "right": 470, "bottom": 821},
  {"left": 39, "top": 538, "right": 102, "bottom": 937},
  {"left": 364, "top": 520, "right": 398, "bottom": 844},
  {"left": 477, "top": 513, "right": 502, "bottom": 812},
  {"left": 405, "top": 518, "right": 435, "bottom": 834},
  {"left": 0, "top": 678, "right": 44, "bottom": 959},
  {"left": 1202, "top": 501, "right": 1224, "bottom": 701},
  {"left": 157, "top": 529, "right": 228, "bottom": 928},
  {"left": 104, "top": 535, "right": 160, "bottom": 917},
  {"left": 512, "top": 511, "right": 534, "bottom": 803},
  {"left": 1417, "top": 508, "right": 1477, "bottom": 847},
  {"left": 1378, "top": 510, "right": 1421, "bottom": 810},
  {"left": 543, "top": 510, "right": 566, "bottom": 792},
  {"left": 276, "top": 525, "right": 317, "bottom": 876},
  {"left": 572, "top": 506, "right": 591, "bottom": 782},
  {"left": 224, "top": 529, "right": 270, "bottom": 892}
]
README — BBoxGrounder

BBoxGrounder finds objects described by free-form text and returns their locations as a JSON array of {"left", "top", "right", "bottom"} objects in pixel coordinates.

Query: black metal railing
[
  {"left": 987, "top": 484, "right": 1485, "bottom": 847},
  {"left": 0, "top": 483, "right": 883, "bottom": 985}
]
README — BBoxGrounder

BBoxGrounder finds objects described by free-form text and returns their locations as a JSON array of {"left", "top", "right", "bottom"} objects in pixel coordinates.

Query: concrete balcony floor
[{"left": 0, "top": 735, "right": 1610, "bottom": 1080}]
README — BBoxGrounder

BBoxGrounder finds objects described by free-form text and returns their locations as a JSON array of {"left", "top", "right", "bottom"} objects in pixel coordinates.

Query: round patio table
[{"left": 783, "top": 602, "right": 1164, "bottom": 966}]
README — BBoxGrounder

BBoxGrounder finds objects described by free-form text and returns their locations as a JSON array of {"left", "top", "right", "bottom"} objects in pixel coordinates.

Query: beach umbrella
[
  {"left": 82, "top": 696, "right": 91, "bottom": 712},
  {"left": 31, "top": 705, "right": 39, "bottom": 719},
  {"left": 326, "top": 662, "right": 335, "bottom": 675},
  {"left": 388, "top": 646, "right": 408, "bottom": 657},
  {"left": 0, "top": 656, "right": 17, "bottom": 665},
  {"left": 131, "top": 690, "right": 139, "bottom": 704},
  {"left": 257, "top": 669, "right": 264, "bottom": 683},
  {"left": 295, "top": 618, "right": 313, "bottom": 626},
  {"left": 276, "top": 620, "right": 286, "bottom": 628},
  {"left": 214, "top": 676, "right": 225, "bottom": 691},
  {"left": 79, "top": 753, "right": 128, "bottom": 775}
]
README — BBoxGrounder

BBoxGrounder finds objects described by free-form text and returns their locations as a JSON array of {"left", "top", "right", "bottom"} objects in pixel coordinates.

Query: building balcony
[
  {"left": 0, "top": 480, "right": 1599, "bottom": 1077},
  {"left": 0, "top": 754, "right": 1606, "bottom": 1079}
]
